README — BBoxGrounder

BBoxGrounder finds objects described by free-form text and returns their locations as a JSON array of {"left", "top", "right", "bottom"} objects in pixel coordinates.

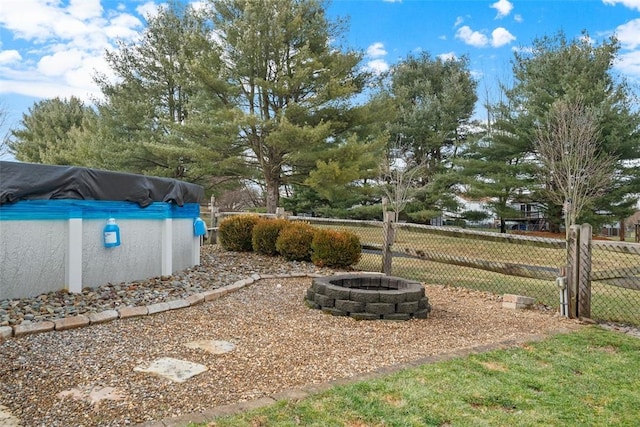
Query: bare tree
[
  {"left": 0, "top": 100, "right": 11, "bottom": 158},
  {"left": 215, "top": 183, "right": 262, "bottom": 212},
  {"left": 379, "top": 136, "right": 426, "bottom": 222},
  {"left": 534, "top": 99, "right": 617, "bottom": 237}
]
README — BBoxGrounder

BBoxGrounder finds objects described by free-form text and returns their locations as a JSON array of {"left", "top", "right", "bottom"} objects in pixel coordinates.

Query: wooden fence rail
[{"left": 205, "top": 209, "right": 640, "bottom": 323}]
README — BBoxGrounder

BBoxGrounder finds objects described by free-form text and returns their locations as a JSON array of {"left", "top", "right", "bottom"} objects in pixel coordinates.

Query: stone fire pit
[{"left": 305, "top": 274, "right": 431, "bottom": 320}]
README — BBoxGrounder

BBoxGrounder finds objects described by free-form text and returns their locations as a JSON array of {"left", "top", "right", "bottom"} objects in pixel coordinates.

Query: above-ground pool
[{"left": 0, "top": 161, "right": 205, "bottom": 300}]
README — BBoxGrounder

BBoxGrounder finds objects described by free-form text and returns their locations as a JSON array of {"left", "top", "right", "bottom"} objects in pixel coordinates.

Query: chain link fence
[
  {"left": 590, "top": 240, "right": 640, "bottom": 325},
  {"left": 295, "top": 217, "right": 640, "bottom": 326},
  {"left": 212, "top": 211, "right": 640, "bottom": 326}
]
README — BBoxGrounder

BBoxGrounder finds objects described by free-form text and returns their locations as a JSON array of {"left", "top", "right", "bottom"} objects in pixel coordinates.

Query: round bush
[
  {"left": 218, "top": 214, "right": 260, "bottom": 252},
  {"left": 311, "top": 229, "right": 361, "bottom": 268},
  {"left": 252, "top": 218, "right": 290, "bottom": 256},
  {"left": 276, "top": 221, "right": 316, "bottom": 261}
]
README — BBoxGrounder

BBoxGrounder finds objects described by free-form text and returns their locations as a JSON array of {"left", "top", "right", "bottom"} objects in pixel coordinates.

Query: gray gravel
[
  {"left": 0, "top": 246, "right": 335, "bottom": 327},
  {"left": 0, "top": 243, "right": 582, "bottom": 427}
]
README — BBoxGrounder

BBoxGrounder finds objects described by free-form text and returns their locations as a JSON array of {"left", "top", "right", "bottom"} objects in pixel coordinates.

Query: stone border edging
[
  {"left": 0, "top": 272, "right": 325, "bottom": 341},
  {"left": 132, "top": 326, "right": 582, "bottom": 427}
]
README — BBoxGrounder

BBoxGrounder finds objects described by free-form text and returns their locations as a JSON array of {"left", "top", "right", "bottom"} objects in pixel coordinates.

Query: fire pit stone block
[{"left": 306, "top": 274, "right": 431, "bottom": 320}]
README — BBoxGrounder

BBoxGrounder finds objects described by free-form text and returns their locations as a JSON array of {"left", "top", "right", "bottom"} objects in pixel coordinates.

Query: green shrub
[
  {"left": 218, "top": 214, "right": 260, "bottom": 251},
  {"left": 311, "top": 229, "right": 361, "bottom": 268},
  {"left": 276, "top": 221, "right": 316, "bottom": 261},
  {"left": 252, "top": 218, "right": 290, "bottom": 255},
  {"left": 406, "top": 208, "right": 441, "bottom": 225},
  {"left": 346, "top": 205, "right": 384, "bottom": 221},
  {"left": 308, "top": 205, "right": 384, "bottom": 221},
  {"left": 313, "top": 206, "right": 348, "bottom": 219}
]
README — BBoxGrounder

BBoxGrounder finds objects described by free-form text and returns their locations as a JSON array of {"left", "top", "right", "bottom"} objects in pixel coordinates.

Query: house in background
[
  {"left": 504, "top": 199, "right": 547, "bottom": 231},
  {"left": 608, "top": 210, "right": 640, "bottom": 241},
  {"left": 448, "top": 195, "right": 494, "bottom": 228},
  {"left": 451, "top": 195, "right": 547, "bottom": 231}
]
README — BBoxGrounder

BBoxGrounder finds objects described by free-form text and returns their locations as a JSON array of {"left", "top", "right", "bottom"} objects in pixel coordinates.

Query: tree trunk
[
  {"left": 547, "top": 203, "right": 563, "bottom": 234},
  {"left": 500, "top": 217, "right": 507, "bottom": 234},
  {"left": 265, "top": 176, "right": 280, "bottom": 214},
  {"left": 620, "top": 218, "right": 626, "bottom": 241}
]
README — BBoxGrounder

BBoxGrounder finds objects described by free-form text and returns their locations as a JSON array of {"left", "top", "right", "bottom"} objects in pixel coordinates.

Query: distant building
[{"left": 450, "top": 194, "right": 547, "bottom": 231}]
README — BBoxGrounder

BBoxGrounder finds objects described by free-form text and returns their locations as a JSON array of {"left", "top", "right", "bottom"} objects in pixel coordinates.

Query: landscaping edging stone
[
  {"left": 306, "top": 273, "right": 432, "bottom": 320},
  {"left": 0, "top": 273, "right": 323, "bottom": 341},
  {"left": 133, "top": 328, "right": 581, "bottom": 427},
  {"left": 2, "top": 271, "right": 418, "bottom": 341}
]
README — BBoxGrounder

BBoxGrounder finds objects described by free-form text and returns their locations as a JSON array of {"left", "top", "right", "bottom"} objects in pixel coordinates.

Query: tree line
[{"left": 5, "top": 0, "right": 640, "bottom": 234}]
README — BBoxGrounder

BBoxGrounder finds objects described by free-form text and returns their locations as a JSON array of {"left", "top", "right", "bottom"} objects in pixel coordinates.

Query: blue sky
[{"left": 1, "top": 0, "right": 640, "bottom": 152}]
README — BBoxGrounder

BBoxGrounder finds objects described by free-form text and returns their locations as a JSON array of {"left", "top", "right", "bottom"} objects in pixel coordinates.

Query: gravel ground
[
  {"left": 0, "top": 246, "right": 336, "bottom": 326},
  {"left": 0, "top": 246, "right": 582, "bottom": 426}
]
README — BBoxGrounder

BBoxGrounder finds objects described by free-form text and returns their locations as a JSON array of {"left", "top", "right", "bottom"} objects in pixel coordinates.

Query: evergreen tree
[
  {"left": 457, "top": 127, "right": 537, "bottom": 233},
  {"left": 9, "top": 96, "right": 96, "bottom": 165},
  {"left": 94, "top": 1, "right": 237, "bottom": 184},
  {"left": 382, "top": 53, "right": 478, "bottom": 223},
  {"left": 205, "top": 0, "right": 368, "bottom": 212},
  {"left": 496, "top": 31, "right": 640, "bottom": 233}
]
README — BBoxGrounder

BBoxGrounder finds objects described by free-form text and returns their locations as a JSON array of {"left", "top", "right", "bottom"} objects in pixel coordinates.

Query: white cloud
[
  {"left": 615, "top": 50, "right": 640, "bottom": 77},
  {"left": 364, "top": 42, "right": 388, "bottom": 74},
  {"left": 0, "top": 0, "right": 65, "bottom": 41},
  {"left": 514, "top": 14, "right": 523, "bottom": 23},
  {"left": 365, "top": 59, "right": 390, "bottom": 74},
  {"left": 613, "top": 18, "right": 640, "bottom": 80},
  {"left": 456, "top": 25, "right": 515, "bottom": 48},
  {"left": 615, "top": 18, "right": 640, "bottom": 49},
  {"left": 136, "top": 1, "right": 160, "bottom": 19},
  {"left": 104, "top": 14, "right": 143, "bottom": 39},
  {"left": 603, "top": 0, "right": 640, "bottom": 11},
  {"left": 366, "top": 42, "right": 387, "bottom": 58},
  {"left": 38, "top": 49, "right": 85, "bottom": 77},
  {"left": 0, "top": 50, "right": 21, "bottom": 64},
  {"left": 491, "top": 27, "right": 516, "bottom": 47},
  {"left": 68, "top": 0, "right": 103, "bottom": 20},
  {"left": 470, "top": 70, "right": 484, "bottom": 80},
  {"left": 455, "top": 26, "right": 489, "bottom": 47},
  {"left": 491, "top": 0, "right": 513, "bottom": 18},
  {"left": 512, "top": 46, "right": 533, "bottom": 54},
  {"left": 437, "top": 52, "right": 457, "bottom": 61},
  {"left": 454, "top": 16, "right": 464, "bottom": 27},
  {"left": 0, "top": 78, "right": 100, "bottom": 100},
  {"left": 51, "top": 15, "right": 92, "bottom": 40},
  {"left": 0, "top": 0, "right": 146, "bottom": 103}
]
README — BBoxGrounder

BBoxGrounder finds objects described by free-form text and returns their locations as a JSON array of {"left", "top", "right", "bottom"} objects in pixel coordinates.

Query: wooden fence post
[
  {"left": 578, "top": 223, "right": 592, "bottom": 319},
  {"left": 276, "top": 207, "right": 287, "bottom": 219},
  {"left": 382, "top": 211, "right": 395, "bottom": 275},
  {"left": 209, "top": 206, "right": 219, "bottom": 244},
  {"left": 566, "top": 223, "right": 593, "bottom": 319},
  {"left": 566, "top": 225, "right": 579, "bottom": 318}
]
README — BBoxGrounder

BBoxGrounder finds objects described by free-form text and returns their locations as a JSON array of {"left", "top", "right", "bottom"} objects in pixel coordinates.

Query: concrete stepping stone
[
  {"left": 134, "top": 357, "right": 208, "bottom": 383},
  {"left": 184, "top": 340, "right": 235, "bottom": 354},
  {"left": 0, "top": 404, "right": 21, "bottom": 427},
  {"left": 56, "top": 385, "right": 126, "bottom": 406}
]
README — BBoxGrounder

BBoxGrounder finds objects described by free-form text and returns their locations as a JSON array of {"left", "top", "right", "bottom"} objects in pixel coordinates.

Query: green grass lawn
[{"left": 194, "top": 327, "right": 640, "bottom": 427}]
